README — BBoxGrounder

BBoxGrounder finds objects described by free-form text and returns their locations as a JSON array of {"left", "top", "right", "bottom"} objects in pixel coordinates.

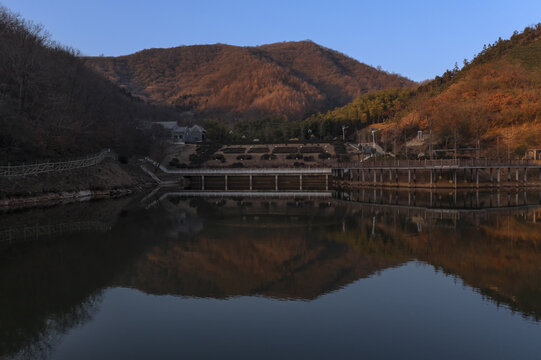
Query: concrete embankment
[{"left": 0, "top": 160, "right": 156, "bottom": 210}]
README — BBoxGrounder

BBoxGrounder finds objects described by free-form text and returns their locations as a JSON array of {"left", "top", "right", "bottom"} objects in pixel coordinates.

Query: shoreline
[
  {"left": 3, "top": 159, "right": 540, "bottom": 212},
  {"left": 0, "top": 160, "right": 157, "bottom": 212},
  {"left": 0, "top": 187, "right": 147, "bottom": 212}
]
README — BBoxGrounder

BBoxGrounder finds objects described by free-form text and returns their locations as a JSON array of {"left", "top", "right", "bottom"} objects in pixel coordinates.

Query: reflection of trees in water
[
  {"left": 5, "top": 293, "right": 102, "bottom": 360},
  {"left": 121, "top": 197, "right": 406, "bottom": 299},
  {"left": 0, "top": 203, "right": 172, "bottom": 359},
  {"left": 2, "top": 196, "right": 541, "bottom": 358},
  {"left": 0, "top": 197, "right": 132, "bottom": 247},
  {"left": 141, "top": 197, "right": 541, "bottom": 320},
  {"left": 0, "top": 234, "right": 110, "bottom": 359},
  {"left": 326, "top": 203, "right": 541, "bottom": 321},
  {"left": 334, "top": 189, "right": 541, "bottom": 209},
  {"left": 119, "top": 227, "right": 405, "bottom": 300}
]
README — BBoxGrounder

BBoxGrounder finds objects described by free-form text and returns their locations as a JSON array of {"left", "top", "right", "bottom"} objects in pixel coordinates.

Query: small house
[
  {"left": 187, "top": 125, "right": 206, "bottom": 143},
  {"left": 525, "top": 149, "right": 541, "bottom": 160},
  {"left": 154, "top": 122, "right": 206, "bottom": 144}
]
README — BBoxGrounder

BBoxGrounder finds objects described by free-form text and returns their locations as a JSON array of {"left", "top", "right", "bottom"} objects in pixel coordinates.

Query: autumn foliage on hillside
[
  {"left": 85, "top": 41, "right": 414, "bottom": 121},
  {"left": 376, "top": 24, "right": 541, "bottom": 156}
]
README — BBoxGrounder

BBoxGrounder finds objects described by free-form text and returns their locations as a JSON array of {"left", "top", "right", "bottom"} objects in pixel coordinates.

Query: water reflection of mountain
[
  {"left": 133, "top": 194, "right": 541, "bottom": 319},
  {"left": 119, "top": 228, "right": 404, "bottom": 300},
  {"left": 1, "top": 194, "right": 541, "bottom": 358},
  {"left": 111, "top": 196, "right": 405, "bottom": 299},
  {"left": 331, "top": 193, "right": 541, "bottom": 321}
]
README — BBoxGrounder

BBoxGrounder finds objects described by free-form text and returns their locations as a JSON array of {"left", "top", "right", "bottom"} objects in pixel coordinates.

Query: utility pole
[
  {"left": 426, "top": 116, "right": 433, "bottom": 160},
  {"left": 404, "top": 132, "right": 408, "bottom": 158},
  {"left": 477, "top": 129, "right": 480, "bottom": 160},
  {"left": 342, "top": 125, "right": 348, "bottom": 142},
  {"left": 454, "top": 128, "right": 457, "bottom": 161},
  {"left": 507, "top": 128, "right": 511, "bottom": 161}
]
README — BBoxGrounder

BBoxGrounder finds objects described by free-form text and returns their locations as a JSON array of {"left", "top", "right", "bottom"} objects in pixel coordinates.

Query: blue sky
[{"left": 3, "top": 0, "right": 541, "bottom": 81}]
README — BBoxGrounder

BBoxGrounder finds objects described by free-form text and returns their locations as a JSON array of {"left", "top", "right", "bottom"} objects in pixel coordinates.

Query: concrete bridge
[
  {"left": 145, "top": 157, "right": 541, "bottom": 191},
  {"left": 145, "top": 158, "right": 332, "bottom": 191},
  {"left": 334, "top": 158, "right": 541, "bottom": 188}
]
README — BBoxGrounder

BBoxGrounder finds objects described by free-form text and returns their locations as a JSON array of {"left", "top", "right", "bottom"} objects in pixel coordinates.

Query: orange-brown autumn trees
[{"left": 85, "top": 41, "right": 414, "bottom": 121}]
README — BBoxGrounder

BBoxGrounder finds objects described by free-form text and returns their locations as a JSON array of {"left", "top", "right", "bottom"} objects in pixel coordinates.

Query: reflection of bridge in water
[
  {"left": 335, "top": 188, "right": 541, "bottom": 209},
  {"left": 335, "top": 189, "right": 541, "bottom": 232},
  {"left": 143, "top": 190, "right": 332, "bottom": 209}
]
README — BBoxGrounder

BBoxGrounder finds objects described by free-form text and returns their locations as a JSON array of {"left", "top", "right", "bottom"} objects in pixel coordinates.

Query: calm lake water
[{"left": 1, "top": 190, "right": 541, "bottom": 359}]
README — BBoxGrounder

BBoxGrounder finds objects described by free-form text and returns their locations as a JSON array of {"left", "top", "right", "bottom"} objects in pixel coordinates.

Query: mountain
[
  {"left": 306, "top": 24, "right": 541, "bottom": 156},
  {"left": 84, "top": 41, "right": 415, "bottom": 121},
  {"left": 377, "top": 25, "right": 541, "bottom": 155},
  {"left": 0, "top": 7, "right": 178, "bottom": 162}
]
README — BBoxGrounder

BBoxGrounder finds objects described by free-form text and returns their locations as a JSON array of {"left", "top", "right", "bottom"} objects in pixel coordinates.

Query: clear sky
[{"left": 3, "top": 0, "right": 541, "bottom": 81}]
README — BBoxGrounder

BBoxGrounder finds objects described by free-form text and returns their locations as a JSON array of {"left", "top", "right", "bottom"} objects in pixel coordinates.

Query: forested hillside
[
  {"left": 302, "top": 88, "right": 415, "bottom": 139},
  {"left": 4, "top": 3, "right": 539, "bottom": 160},
  {"left": 85, "top": 41, "right": 414, "bottom": 121},
  {"left": 0, "top": 8, "right": 177, "bottom": 162},
  {"left": 300, "top": 24, "right": 541, "bottom": 156},
  {"left": 380, "top": 24, "right": 541, "bottom": 156}
]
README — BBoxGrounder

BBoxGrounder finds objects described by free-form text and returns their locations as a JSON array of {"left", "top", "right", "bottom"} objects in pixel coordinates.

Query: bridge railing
[
  {"left": 145, "top": 157, "right": 332, "bottom": 174},
  {"left": 340, "top": 158, "right": 541, "bottom": 169},
  {"left": 0, "top": 149, "right": 117, "bottom": 177}
]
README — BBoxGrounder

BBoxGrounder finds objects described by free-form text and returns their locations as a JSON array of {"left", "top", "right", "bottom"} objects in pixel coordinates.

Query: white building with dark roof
[{"left": 155, "top": 122, "right": 206, "bottom": 144}]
